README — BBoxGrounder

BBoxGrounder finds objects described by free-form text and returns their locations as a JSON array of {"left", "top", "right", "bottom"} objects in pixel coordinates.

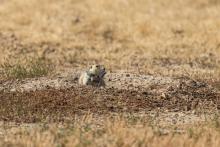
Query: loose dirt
[{"left": 0, "top": 70, "right": 219, "bottom": 124}]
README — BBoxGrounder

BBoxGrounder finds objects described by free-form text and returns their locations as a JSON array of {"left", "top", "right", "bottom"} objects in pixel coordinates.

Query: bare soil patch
[{"left": 0, "top": 74, "right": 219, "bottom": 123}]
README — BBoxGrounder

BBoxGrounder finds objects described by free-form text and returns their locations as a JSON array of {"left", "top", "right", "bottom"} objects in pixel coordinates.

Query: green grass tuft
[{"left": 1, "top": 58, "right": 53, "bottom": 79}]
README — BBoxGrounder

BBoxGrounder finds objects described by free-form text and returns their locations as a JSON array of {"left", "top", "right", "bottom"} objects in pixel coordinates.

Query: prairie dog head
[
  {"left": 88, "top": 64, "right": 106, "bottom": 77},
  {"left": 79, "top": 64, "right": 106, "bottom": 86}
]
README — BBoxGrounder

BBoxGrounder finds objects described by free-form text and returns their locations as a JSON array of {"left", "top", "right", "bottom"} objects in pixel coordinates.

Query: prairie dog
[{"left": 79, "top": 65, "right": 106, "bottom": 87}]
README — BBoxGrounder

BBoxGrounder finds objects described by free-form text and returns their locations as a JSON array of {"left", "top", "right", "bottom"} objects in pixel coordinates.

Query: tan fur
[{"left": 78, "top": 65, "right": 106, "bottom": 87}]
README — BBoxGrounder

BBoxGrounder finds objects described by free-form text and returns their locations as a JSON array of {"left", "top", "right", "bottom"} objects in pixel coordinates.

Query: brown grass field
[{"left": 0, "top": 0, "right": 220, "bottom": 146}]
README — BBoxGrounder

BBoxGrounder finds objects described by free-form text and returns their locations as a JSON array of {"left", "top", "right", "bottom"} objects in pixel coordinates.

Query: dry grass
[
  {"left": 1, "top": 115, "right": 220, "bottom": 147},
  {"left": 0, "top": 0, "right": 219, "bottom": 79},
  {"left": 0, "top": 0, "right": 220, "bottom": 146},
  {"left": 0, "top": 57, "right": 52, "bottom": 79}
]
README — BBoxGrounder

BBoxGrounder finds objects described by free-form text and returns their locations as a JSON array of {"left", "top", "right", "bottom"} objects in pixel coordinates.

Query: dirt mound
[
  {"left": 0, "top": 77, "right": 219, "bottom": 123},
  {"left": 0, "top": 70, "right": 180, "bottom": 92}
]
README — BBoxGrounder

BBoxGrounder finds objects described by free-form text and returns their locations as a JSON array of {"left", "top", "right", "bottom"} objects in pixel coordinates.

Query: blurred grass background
[{"left": 0, "top": 0, "right": 220, "bottom": 78}]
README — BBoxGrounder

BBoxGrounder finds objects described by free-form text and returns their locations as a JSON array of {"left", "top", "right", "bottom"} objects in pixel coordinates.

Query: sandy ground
[{"left": 0, "top": 69, "right": 219, "bottom": 127}]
